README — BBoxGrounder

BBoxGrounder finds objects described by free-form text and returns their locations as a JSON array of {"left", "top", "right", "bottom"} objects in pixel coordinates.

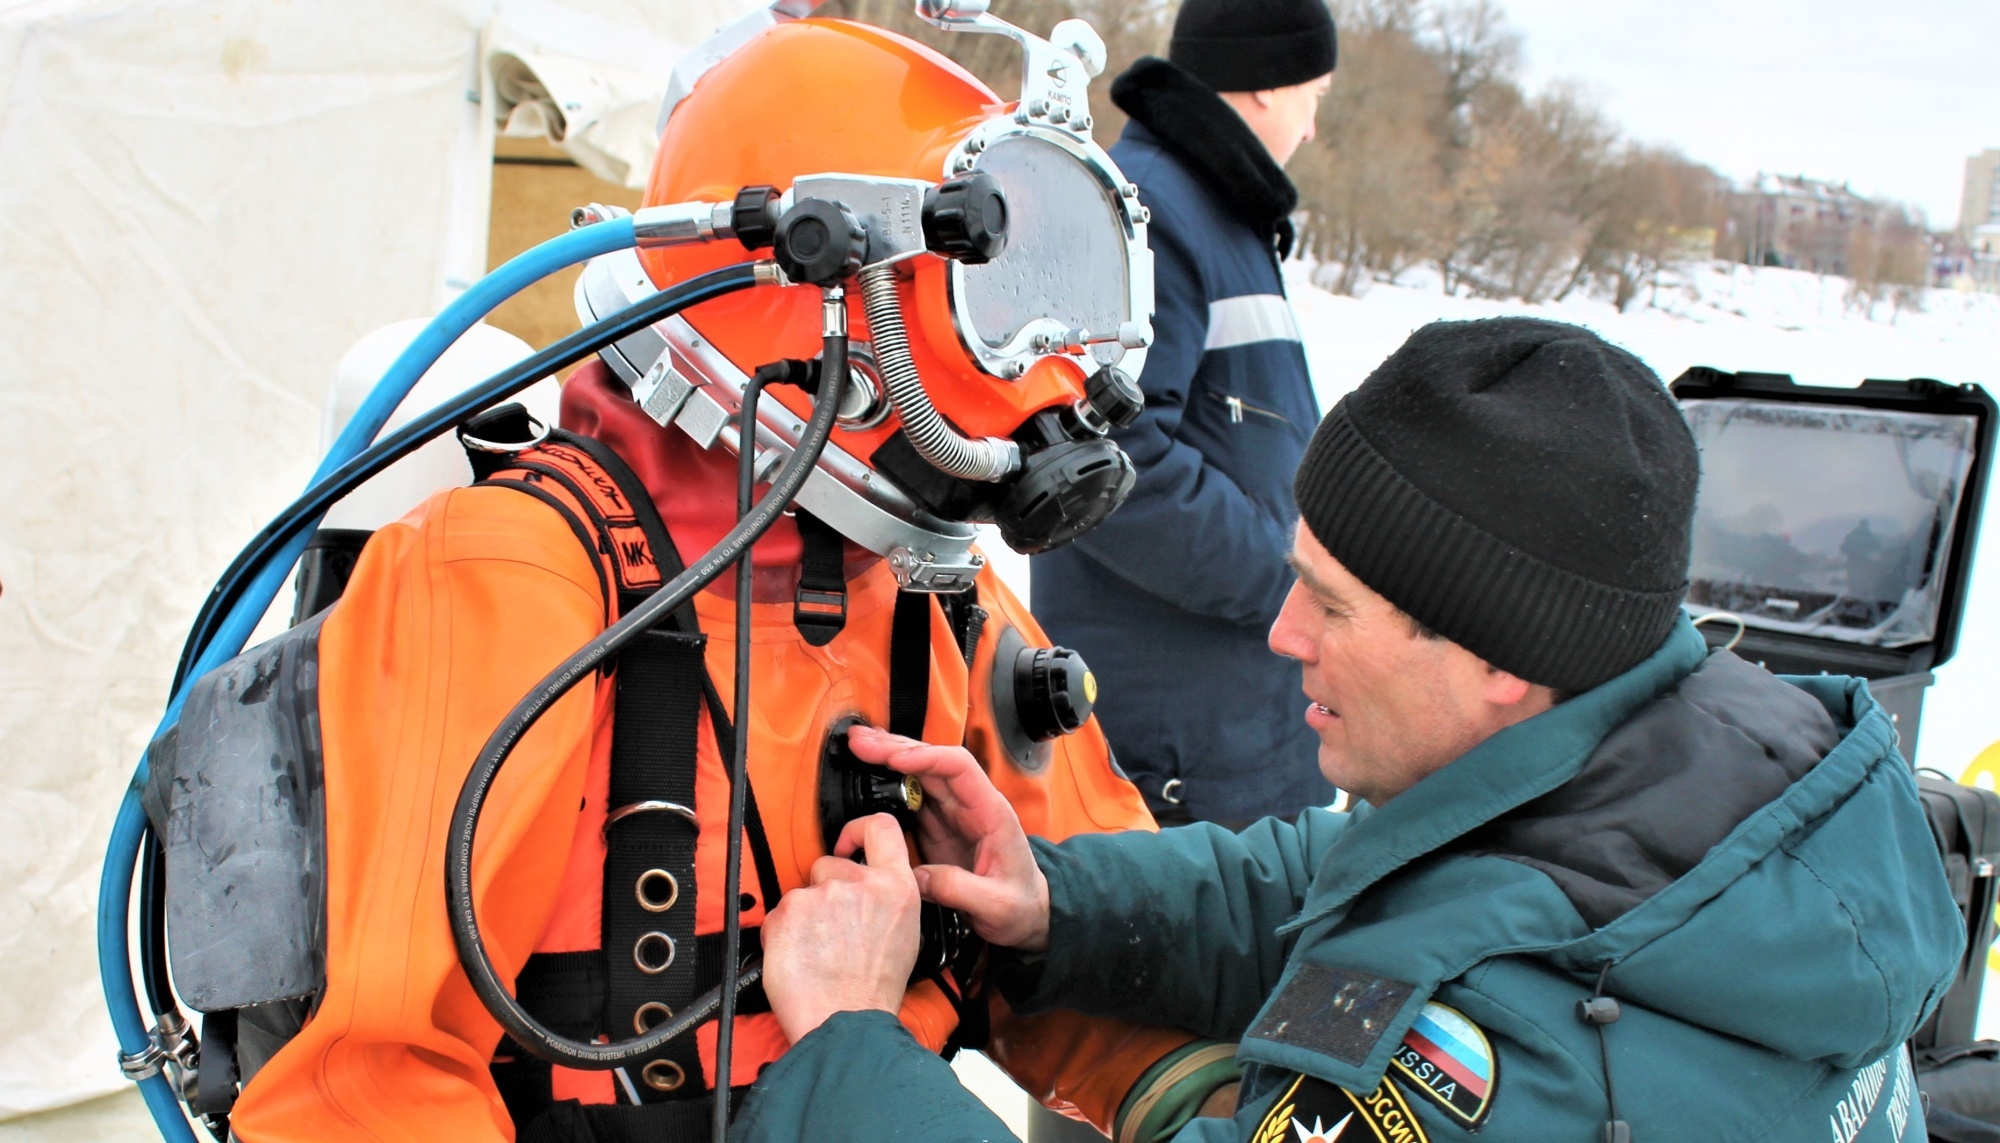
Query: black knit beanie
[
  {"left": 1292, "top": 318, "right": 1698, "bottom": 694},
  {"left": 1169, "top": 0, "right": 1337, "bottom": 93}
]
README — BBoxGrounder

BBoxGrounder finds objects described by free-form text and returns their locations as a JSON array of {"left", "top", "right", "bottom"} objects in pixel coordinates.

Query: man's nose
[{"left": 1268, "top": 587, "right": 1312, "bottom": 663}]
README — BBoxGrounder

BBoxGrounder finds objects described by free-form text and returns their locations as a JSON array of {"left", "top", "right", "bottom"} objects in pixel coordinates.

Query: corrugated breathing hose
[{"left": 856, "top": 262, "right": 1020, "bottom": 482}]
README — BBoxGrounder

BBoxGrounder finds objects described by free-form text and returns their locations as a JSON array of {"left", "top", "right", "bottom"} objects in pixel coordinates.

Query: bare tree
[
  {"left": 1296, "top": 2, "right": 1451, "bottom": 293},
  {"left": 1846, "top": 203, "right": 1930, "bottom": 322}
]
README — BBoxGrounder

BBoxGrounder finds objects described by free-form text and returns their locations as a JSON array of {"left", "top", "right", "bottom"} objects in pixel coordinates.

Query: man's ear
[
  {"left": 1479, "top": 664, "right": 1536, "bottom": 708},
  {"left": 1252, "top": 88, "right": 1278, "bottom": 109}
]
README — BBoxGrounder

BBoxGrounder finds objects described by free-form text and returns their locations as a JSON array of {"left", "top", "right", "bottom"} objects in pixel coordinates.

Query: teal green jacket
[{"left": 732, "top": 619, "right": 1962, "bottom": 1142}]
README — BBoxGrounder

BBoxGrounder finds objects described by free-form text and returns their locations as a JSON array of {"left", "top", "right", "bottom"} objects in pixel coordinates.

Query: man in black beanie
[
  {"left": 1032, "top": 0, "right": 1339, "bottom": 831},
  {"left": 748, "top": 318, "right": 1961, "bottom": 1143}
]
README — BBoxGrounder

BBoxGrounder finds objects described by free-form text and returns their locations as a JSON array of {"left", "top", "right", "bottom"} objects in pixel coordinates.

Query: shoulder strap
[
  {"left": 473, "top": 429, "right": 692, "bottom": 632},
  {"left": 467, "top": 417, "right": 786, "bottom": 1104}
]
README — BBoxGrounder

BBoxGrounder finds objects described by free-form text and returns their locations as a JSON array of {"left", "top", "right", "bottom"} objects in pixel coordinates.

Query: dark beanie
[
  {"left": 1292, "top": 318, "right": 1698, "bottom": 694},
  {"left": 1169, "top": 0, "right": 1337, "bottom": 93}
]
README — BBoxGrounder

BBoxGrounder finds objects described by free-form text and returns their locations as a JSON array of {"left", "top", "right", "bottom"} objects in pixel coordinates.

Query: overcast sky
[{"left": 1492, "top": 0, "right": 2000, "bottom": 228}]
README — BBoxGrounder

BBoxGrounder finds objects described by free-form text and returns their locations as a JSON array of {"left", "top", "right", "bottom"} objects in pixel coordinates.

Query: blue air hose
[{"left": 100, "top": 217, "right": 638, "bottom": 1142}]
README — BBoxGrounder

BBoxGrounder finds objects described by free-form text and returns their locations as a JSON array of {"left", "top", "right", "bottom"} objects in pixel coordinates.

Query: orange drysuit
[{"left": 227, "top": 360, "right": 1189, "bottom": 1140}]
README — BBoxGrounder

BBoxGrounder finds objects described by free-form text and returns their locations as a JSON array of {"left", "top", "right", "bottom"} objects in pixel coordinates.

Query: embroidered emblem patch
[
  {"left": 1244, "top": 964, "right": 1418, "bottom": 1066},
  {"left": 1389, "top": 1002, "right": 1496, "bottom": 1127},
  {"left": 1251, "top": 1073, "right": 1431, "bottom": 1143}
]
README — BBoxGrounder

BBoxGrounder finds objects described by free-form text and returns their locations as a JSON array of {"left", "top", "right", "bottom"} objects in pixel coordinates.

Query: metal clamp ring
[
  {"left": 456, "top": 414, "right": 551, "bottom": 455},
  {"left": 117, "top": 1042, "right": 168, "bottom": 1082},
  {"left": 642, "top": 1059, "right": 687, "bottom": 1092},
  {"left": 634, "top": 931, "right": 677, "bottom": 975},
  {"left": 1160, "top": 777, "right": 1185, "bottom": 805},
  {"left": 636, "top": 869, "right": 680, "bottom": 913},
  {"left": 634, "top": 1001, "right": 675, "bottom": 1035},
  {"left": 604, "top": 800, "right": 699, "bottom": 836}
]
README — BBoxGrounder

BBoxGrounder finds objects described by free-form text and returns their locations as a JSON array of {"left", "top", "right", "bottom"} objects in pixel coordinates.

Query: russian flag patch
[{"left": 1390, "top": 1002, "right": 1495, "bottom": 1127}]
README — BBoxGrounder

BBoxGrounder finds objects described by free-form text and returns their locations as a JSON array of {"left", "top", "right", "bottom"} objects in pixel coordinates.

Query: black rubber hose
[
  {"left": 444, "top": 299, "right": 850, "bottom": 1069},
  {"left": 713, "top": 367, "right": 765, "bottom": 1140},
  {"left": 171, "top": 263, "right": 763, "bottom": 693},
  {"left": 136, "top": 827, "right": 177, "bottom": 1019}
]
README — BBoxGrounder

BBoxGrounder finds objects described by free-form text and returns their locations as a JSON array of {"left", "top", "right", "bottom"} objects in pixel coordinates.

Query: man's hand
[
  {"left": 762, "top": 813, "right": 922, "bottom": 1044},
  {"left": 847, "top": 724, "right": 1051, "bottom": 953}
]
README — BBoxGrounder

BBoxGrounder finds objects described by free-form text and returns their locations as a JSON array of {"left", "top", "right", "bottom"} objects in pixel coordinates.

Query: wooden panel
[{"left": 487, "top": 136, "right": 644, "bottom": 350}]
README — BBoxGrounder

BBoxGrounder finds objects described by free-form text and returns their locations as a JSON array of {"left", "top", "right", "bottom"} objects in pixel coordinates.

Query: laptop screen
[{"left": 1682, "top": 398, "right": 1979, "bottom": 649}]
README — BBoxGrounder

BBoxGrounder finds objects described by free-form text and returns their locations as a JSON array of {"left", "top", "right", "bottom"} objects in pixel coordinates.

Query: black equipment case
[
  {"left": 1670, "top": 369, "right": 2000, "bottom": 1137},
  {"left": 1669, "top": 368, "right": 1996, "bottom": 747}
]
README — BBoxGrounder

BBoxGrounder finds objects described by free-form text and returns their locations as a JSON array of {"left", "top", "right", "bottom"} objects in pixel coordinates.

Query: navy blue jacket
[{"left": 1033, "top": 74, "right": 1329, "bottom": 824}]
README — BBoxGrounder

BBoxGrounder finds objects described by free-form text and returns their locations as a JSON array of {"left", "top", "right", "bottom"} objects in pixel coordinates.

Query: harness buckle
[{"left": 793, "top": 586, "right": 848, "bottom": 637}]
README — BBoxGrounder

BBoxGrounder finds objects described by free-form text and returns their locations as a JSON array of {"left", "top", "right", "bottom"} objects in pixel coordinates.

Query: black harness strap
[
  {"left": 603, "top": 627, "right": 707, "bottom": 1100},
  {"left": 290, "top": 528, "right": 373, "bottom": 626},
  {"left": 940, "top": 589, "right": 987, "bottom": 668},
  {"left": 911, "top": 585, "right": 995, "bottom": 1057},
  {"left": 514, "top": 950, "right": 608, "bottom": 1041},
  {"left": 792, "top": 509, "right": 848, "bottom": 646},
  {"left": 698, "top": 678, "right": 784, "bottom": 917},
  {"left": 888, "top": 590, "right": 933, "bottom": 739},
  {"left": 192, "top": 1011, "right": 239, "bottom": 1121}
]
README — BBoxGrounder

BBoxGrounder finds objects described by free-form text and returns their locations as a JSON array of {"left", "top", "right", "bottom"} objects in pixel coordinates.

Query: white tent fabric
[
  {"left": 488, "top": 0, "right": 714, "bottom": 188},
  {"left": 0, "top": 0, "right": 756, "bottom": 1118}
]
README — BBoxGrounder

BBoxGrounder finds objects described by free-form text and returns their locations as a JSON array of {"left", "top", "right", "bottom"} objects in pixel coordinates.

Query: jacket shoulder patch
[
  {"left": 1252, "top": 1073, "right": 1430, "bottom": 1143},
  {"left": 1390, "top": 1002, "right": 1495, "bottom": 1127},
  {"left": 1246, "top": 963, "right": 1417, "bottom": 1066}
]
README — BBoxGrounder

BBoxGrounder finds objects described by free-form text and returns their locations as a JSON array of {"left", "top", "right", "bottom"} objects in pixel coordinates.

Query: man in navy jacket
[{"left": 1033, "top": 0, "right": 1339, "bottom": 826}]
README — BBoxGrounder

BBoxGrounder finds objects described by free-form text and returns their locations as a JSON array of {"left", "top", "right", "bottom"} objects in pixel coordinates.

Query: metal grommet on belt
[
  {"left": 636, "top": 869, "right": 680, "bottom": 913},
  {"left": 634, "top": 1001, "right": 674, "bottom": 1035},
  {"left": 1160, "top": 777, "right": 1185, "bottom": 805},
  {"left": 604, "top": 800, "right": 698, "bottom": 835},
  {"left": 641, "top": 1059, "right": 687, "bottom": 1092},
  {"left": 634, "top": 931, "right": 677, "bottom": 975}
]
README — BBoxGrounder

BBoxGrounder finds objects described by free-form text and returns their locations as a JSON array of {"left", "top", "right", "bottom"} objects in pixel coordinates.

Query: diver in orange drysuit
[{"left": 196, "top": 6, "right": 1240, "bottom": 1143}]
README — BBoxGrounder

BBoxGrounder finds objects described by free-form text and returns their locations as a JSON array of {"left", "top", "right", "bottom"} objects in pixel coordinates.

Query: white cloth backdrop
[{"left": 0, "top": 0, "right": 754, "bottom": 1117}]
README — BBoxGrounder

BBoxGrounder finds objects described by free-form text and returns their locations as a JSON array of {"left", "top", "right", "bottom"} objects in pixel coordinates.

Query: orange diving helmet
[{"left": 574, "top": 0, "right": 1156, "bottom": 580}]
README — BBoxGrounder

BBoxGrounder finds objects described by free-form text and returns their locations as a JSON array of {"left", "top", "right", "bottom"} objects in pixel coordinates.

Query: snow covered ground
[{"left": 1289, "top": 259, "right": 2000, "bottom": 408}]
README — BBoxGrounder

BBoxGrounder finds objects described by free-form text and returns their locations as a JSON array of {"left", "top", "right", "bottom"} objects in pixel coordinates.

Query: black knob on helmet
[
  {"left": 1013, "top": 645, "right": 1096, "bottom": 741},
  {"left": 1084, "top": 366, "right": 1144, "bottom": 429},
  {"left": 922, "top": 171, "right": 1008, "bottom": 264},
  {"left": 774, "top": 199, "right": 869, "bottom": 286}
]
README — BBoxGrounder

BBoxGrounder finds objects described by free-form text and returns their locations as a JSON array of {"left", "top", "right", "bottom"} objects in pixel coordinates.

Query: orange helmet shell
[{"left": 638, "top": 19, "right": 1090, "bottom": 454}]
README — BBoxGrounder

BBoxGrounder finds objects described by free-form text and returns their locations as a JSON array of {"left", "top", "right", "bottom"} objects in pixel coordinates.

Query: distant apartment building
[
  {"left": 1736, "top": 173, "right": 1878, "bottom": 274},
  {"left": 1973, "top": 223, "right": 2000, "bottom": 291},
  {"left": 1960, "top": 149, "right": 2000, "bottom": 239},
  {"left": 1940, "top": 222, "right": 2000, "bottom": 293}
]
